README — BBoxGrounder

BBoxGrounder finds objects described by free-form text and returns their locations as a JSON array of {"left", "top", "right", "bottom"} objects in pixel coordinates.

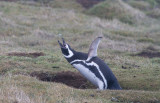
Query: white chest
[{"left": 73, "top": 64, "right": 102, "bottom": 87}]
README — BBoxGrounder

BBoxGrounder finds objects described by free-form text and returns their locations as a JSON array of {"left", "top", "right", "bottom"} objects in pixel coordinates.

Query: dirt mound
[
  {"left": 77, "top": 0, "right": 104, "bottom": 8},
  {"left": 86, "top": 0, "right": 146, "bottom": 24},
  {"left": 136, "top": 51, "right": 160, "bottom": 58},
  {"left": 0, "top": 0, "right": 17, "bottom": 1},
  {"left": 7, "top": 52, "right": 45, "bottom": 58},
  {"left": 134, "top": 46, "right": 160, "bottom": 58},
  {"left": 31, "top": 71, "right": 96, "bottom": 89}
]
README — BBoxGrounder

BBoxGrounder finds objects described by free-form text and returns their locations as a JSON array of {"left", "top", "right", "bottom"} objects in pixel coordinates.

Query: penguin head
[{"left": 58, "top": 38, "right": 74, "bottom": 58}]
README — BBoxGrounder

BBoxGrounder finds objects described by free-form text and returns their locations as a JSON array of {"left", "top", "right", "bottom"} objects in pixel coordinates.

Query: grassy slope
[
  {"left": 0, "top": 1, "right": 160, "bottom": 103},
  {"left": 86, "top": 0, "right": 147, "bottom": 24},
  {"left": 125, "top": 0, "right": 160, "bottom": 19}
]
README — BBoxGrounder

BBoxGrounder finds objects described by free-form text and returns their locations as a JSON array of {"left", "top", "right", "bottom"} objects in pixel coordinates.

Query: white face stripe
[
  {"left": 63, "top": 44, "right": 74, "bottom": 58},
  {"left": 71, "top": 59, "right": 108, "bottom": 89}
]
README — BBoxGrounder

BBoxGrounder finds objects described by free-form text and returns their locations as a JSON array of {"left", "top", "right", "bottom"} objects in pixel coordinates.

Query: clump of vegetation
[
  {"left": 110, "top": 30, "right": 134, "bottom": 37},
  {"left": 146, "top": 8, "right": 160, "bottom": 19},
  {"left": 86, "top": 0, "right": 145, "bottom": 24},
  {"left": 126, "top": 0, "right": 152, "bottom": 11},
  {"left": 47, "top": 0, "right": 84, "bottom": 11},
  {"left": 126, "top": 0, "right": 160, "bottom": 19},
  {"left": 138, "top": 37, "right": 154, "bottom": 43}
]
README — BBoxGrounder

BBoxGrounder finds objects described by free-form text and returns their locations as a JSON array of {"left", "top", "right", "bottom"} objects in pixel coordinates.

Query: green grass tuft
[{"left": 138, "top": 37, "right": 154, "bottom": 43}]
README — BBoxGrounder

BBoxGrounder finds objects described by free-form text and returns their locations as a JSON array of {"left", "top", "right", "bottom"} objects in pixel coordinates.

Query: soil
[
  {"left": 7, "top": 52, "right": 45, "bottom": 58},
  {"left": 30, "top": 71, "right": 96, "bottom": 89},
  {"left": 121, "top": 63, "right": 140, "bottom": 69},
  {"left": 0, "top": 0, "right": 17, "bottom": 1},
  {"left": 76, "top": 0, "right": 104, "bottom": 8},
  {"left": 135, "top": 51, "right": 160, "bottom": 58},
  {"left": 133, "top": 46, "right": 160, "bottom": 58}
]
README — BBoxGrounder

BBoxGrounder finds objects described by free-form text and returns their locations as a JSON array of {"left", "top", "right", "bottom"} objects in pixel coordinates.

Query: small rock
[
  {"left": 90, "top": 94, "right": 95, "bottom": 97},
  {"left": 52, "top": 66, "right": 59, "bottom": 68},
  {"left": 13, "top": 101, "right": 18, "bottom": 103},
  {"left": 111, "top": 97, "right": 118, "bottom": 102},
  {"left": 122, "top": 65, "right": 127, "bottom": 69}
]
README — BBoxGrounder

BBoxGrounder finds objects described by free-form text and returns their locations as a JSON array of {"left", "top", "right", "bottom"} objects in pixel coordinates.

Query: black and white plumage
[{"left": 58, "top": 37, "right": 122, "bottom": 90}]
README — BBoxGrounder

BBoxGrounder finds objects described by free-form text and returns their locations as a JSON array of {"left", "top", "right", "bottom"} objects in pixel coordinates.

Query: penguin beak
[
  {"left": 58, "top": 38, "right": 67, "bottom": 49},
  {"left": 62, "top": 38, "right": 67, "bottom": 46}
]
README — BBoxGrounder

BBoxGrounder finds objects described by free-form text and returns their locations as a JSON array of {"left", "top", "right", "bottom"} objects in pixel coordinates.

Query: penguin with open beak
[{"left": 58, "top": 37, "right": 122, "bottom": 90}]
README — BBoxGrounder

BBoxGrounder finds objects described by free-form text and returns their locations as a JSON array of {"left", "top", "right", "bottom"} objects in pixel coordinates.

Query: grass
[
  {"left": 138, "top": 37, "right": 154, "bottom": 43},
  {"left": 126, "top": 0, "right": 152, "bottom": 11},
  {"left": 48, "top": 0, "right": 84, "bottom": 11},
  {"left": 0, "top": 1, "right": 160, "bottom": 103},
  {"left": 126, "top": 0, "right": 160, "bottom": 19},
  {"left": 86, "top": 0, "right": 146, "bottom": 24},
  {"left": 146, "top": 8, "right": 160, "bottom": 19}
]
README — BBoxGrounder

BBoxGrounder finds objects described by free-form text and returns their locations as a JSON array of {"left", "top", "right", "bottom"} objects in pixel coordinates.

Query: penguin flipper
[{"left": 86, "top": 37, "right": 102, "bottom": 61}]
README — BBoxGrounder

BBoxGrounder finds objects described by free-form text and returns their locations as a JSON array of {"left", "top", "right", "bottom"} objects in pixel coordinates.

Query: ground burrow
[
  {"left": 7, "top": 52, "right": 45, "bottom": 58},
  {"left": 30, "top": 71, "right": 96, "bottom": 89}
]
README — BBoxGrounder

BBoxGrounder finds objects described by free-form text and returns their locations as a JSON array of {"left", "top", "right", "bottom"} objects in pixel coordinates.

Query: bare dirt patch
[
  {"left": 121, "top": 63, "right": 140, "bottom": 69},
  {"left": 133, "top": 46, "right": 160, "bottom": 58},
  {"left": 30, "top": 71, "right": 96, "bottom": 89},
  {"left": 136, "top": 51, "right": 160, "bottom": 58},
  {"left": 7, "top": 52, "right": 45, "bottom": 58},
  {"left": 77, "top": 0, "right": 104, "bottom": 8},
  {"left": 0, "top": 0, "right": 13, "bottom": 1}
]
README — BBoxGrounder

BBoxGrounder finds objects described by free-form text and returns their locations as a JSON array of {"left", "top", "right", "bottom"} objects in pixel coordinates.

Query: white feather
[
  {"left": 71, "top": 59, "right": 108, "bottom": 89},
  {"left": 73, "top": 64, "right": 104, "bottom": 90}
]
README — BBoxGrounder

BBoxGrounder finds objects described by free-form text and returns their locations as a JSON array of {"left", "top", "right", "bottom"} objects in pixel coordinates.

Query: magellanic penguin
[{"left": 58, "top": 37, "right": 122, "bottom": 90}]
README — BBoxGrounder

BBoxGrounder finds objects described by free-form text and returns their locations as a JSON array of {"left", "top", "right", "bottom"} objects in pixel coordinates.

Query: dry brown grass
[{"left": 0, "top": 1, "right": 160, "bottom": 103}]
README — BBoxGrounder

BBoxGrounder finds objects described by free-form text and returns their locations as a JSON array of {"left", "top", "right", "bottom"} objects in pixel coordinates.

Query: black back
[
  {"left": 65, "top": 50, "right": 122, "bottom": 90},
  {"left": 89, "top": 57, "right": 122, "bottom": 89}
]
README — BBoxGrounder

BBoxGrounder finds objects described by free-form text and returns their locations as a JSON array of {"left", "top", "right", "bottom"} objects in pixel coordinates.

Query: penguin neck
[{"left": 65, "top": 50, "right": 88, "bottom": 63}]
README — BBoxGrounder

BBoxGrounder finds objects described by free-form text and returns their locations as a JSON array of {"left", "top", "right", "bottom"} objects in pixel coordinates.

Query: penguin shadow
[{"left": 30, "top": 71, "right": 96, "bottom": 89}]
